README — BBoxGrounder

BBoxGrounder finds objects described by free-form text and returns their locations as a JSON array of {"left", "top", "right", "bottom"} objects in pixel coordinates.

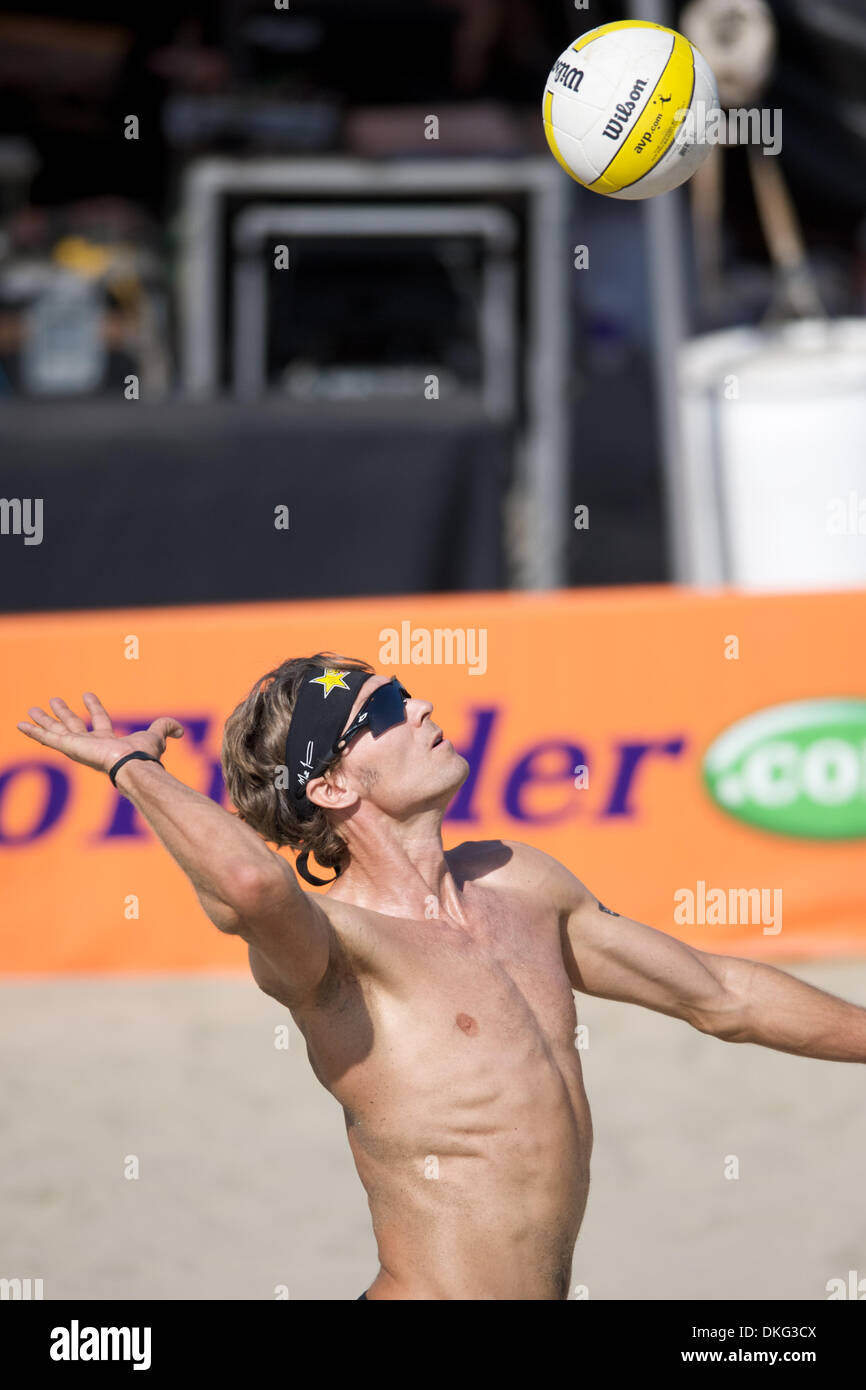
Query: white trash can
[{"left": 678, "top": 318, "right": 866, "bottom": 589}]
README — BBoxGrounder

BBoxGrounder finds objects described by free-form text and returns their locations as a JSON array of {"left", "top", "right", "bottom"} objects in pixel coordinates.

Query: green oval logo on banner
[{"left": 703, "top": 698, "right": 866, "bottom": 839}]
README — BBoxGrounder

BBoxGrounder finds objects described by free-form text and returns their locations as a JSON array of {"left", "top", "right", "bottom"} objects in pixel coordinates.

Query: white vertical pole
[{"left": 630, "top": 0, "right": 693, "bottom": 582}]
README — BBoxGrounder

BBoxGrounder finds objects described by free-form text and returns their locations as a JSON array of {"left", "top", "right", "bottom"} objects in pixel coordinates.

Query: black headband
[{"left": 284, "top": 663, "right": 370, "bottom": 835}]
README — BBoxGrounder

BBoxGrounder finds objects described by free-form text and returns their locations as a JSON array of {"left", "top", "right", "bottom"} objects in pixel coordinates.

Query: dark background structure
[{"left": 0, "top": 0, "right": 864, "bottom": 606}]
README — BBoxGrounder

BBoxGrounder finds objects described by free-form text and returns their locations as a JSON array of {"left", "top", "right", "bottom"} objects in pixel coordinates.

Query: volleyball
[{"left": 543, "top": 20, "right": 720, "bottom": 199}]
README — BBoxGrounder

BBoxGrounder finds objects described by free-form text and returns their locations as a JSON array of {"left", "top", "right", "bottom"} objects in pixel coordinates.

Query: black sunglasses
[{"left": 334, "top": 678, "right": 410, "bottom": 755}]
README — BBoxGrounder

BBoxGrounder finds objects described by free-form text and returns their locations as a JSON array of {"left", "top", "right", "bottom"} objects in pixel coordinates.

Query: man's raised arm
[{"left": 16, "top": 692, "right": 330, "bottom": 1005}]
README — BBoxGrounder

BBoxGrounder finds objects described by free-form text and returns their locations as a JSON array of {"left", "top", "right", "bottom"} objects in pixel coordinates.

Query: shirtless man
[{"left": 16, "top": 654, "right": 866, "bottom": 1301}]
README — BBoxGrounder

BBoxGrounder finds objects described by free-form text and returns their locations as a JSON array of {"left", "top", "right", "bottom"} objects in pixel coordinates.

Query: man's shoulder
[{"left": 447, "top": 838, "right": 587, "bottom": 900}]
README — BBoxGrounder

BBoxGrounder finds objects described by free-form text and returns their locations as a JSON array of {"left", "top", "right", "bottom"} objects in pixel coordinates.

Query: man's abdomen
[{"left": 345, "top": 1023, "right": 592, "bottom": 1300}]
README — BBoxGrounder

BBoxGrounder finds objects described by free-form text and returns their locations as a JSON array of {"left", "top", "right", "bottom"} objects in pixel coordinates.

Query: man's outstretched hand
[{"left": 17, "top": 692, "right": 184, "bottom": 776}]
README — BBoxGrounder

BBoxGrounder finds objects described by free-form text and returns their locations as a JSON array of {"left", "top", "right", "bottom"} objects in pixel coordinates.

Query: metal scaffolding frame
[
  {"left": 178, "top": 157, "right": 571, "bottom": 588},
  {"left": 230, "top": 202, "right": 518, "bottom": 419}
]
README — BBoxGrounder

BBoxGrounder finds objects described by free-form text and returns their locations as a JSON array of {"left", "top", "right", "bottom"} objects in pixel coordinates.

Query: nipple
[{"left": 456, "top": 1013, "right": 478, "bottom": 1035}]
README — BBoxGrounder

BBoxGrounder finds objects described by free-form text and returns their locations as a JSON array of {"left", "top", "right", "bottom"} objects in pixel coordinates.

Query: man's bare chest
[{"left": 292, "top": 887, "right": 580, "bottom": 1085}]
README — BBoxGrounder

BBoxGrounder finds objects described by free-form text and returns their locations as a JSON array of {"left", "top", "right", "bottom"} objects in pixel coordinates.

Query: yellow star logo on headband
[{"left": 310, "top": 668, "right": 351, "bottom": 698}]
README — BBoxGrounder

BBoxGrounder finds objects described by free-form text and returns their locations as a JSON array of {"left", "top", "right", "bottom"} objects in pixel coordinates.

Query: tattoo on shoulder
[{"left": 597, "top": 901, "right": 620, "bottom": 917}]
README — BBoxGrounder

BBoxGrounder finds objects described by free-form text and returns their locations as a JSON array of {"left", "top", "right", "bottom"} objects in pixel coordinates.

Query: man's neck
[{"left": 329, "top": 811, "right": 466, "bottom": 925}]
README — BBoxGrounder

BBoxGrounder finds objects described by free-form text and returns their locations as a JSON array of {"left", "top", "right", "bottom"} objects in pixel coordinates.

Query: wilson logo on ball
[
  {"left": 601, "top": 80, "right": 649, "bottom": 141},
  {"left": 550, "top": 60, "right": 584, "bottom": 92}
]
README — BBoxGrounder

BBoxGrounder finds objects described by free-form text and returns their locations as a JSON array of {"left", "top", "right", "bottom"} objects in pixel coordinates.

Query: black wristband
[{"left": 109, "top": 751, "right": 164, "bottom": 788}]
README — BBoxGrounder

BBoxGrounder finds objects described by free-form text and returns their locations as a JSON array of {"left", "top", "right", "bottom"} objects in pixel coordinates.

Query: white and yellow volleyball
[{"left": 543, "top": 20, "right": 720, "bottom": 199}]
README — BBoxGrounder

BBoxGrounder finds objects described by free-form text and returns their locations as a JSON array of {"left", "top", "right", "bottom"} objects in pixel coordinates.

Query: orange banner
[{"left": 2, "top": 585, "right": 865, "bottom": 973}]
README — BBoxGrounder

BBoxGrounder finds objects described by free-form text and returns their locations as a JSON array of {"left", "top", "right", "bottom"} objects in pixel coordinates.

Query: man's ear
[{"left": 306, "top": 767, "right": 358, "bottom": 814}]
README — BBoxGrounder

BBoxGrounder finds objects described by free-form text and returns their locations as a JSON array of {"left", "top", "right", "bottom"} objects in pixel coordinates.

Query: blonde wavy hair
[{"left": 221, "top": 652, "right": 374, "bottom": 877}]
